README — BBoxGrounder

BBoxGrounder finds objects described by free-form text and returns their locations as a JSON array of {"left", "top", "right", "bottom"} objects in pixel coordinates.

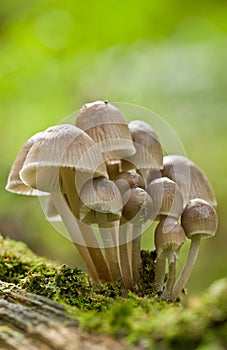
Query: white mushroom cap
[
  {"left": 75, "top": 101, "right": 136, "bottom": 160},
  {"left": 162, "top": 155, "right": 217, "bottom": 207},
  {"left": 5, "top": 132, "right": 46, "bottom": 196},
  {"left": 20, "top": 124, "right": 108, "bottom": 192},
  {"left": 124, "top": 120, "right": 163, "bottom": 170}
]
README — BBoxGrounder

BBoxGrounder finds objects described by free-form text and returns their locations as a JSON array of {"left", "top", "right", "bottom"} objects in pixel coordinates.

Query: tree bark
[{"left": 0, "top": 281, "right": 127, "bottom": 350}]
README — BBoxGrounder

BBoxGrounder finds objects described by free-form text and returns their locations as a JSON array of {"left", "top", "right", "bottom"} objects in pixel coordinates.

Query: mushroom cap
[
  {"left": 114, "top": 171, "right": 145, "bottom": 195},
  {"left": 155, "top": 217, "right": 186, "bottom": 258},
  {"left": 20, "top": 124, "right": 108, "bottom": 192},
  {"left": 5, "top": 132, "right": 46, "bottom": 196},
  {"left": 79, "top": 177, "right": 123, "bottom": 223},
  {"left": 181, "top": 198, "right": 218, "bottom": 239},
  {"left": 124, "top": 120, "right": 163, "bottom": 170},
  {"left": 162, "top": 155, "right": 217, "bottom": 207},
  {"left": 147, "top": 177, "right": 184, "bottom": 220},
  {"left": 75, "top": 101, "right": 135, "bottom": 160},
  {"left": 122, "top": 187, "right": 155, "bottom": 224}
]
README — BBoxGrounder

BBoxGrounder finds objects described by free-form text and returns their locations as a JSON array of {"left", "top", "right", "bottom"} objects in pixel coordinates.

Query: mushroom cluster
[{"left": 5, "top": 101, "right": 218, "bottom": 301}]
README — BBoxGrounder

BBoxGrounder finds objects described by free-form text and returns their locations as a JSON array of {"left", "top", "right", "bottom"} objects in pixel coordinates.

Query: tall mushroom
[
  {"left": 154, "top": 218, "right": 186, "bottom": 300},
  {"left": 147, "top": 177, "right": 184, "bottom": 293},
  {"left": 80, "top": 177, "right": 123, "bottom": 281},
  {"left": 20, "top": 124, "right": 108, "bottom": 283},
  {"left": 75, "top": 100, "right": 135, "bottom": 166},
  {"left": 170, "top": 198, "right": 218, "bottom": 302},
  {"left": 121, "top": 187, "right": 154, "bottom": 287}
]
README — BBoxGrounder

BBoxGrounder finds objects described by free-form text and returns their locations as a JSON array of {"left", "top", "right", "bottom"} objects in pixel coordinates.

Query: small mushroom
[
  {"left": 154, "top": 218, "right": 186, "bottom": 299},
  {"left": 170, "top": 198, "right": 218, "bottom": 302},
  {"left": 121, "top": 187, "right": 154, "bottom": 287},
  {"left": 80, "top": 177, "right": 123, "bottom": 281},
  {"left": 147, "top": 177, "right": 184, "bottom": 221},
  {"left": 115, "top": 171, "right": 145, "bottom": 195},
  {"left": 162, "top": 155, "right": 217, "bottom": 207}
]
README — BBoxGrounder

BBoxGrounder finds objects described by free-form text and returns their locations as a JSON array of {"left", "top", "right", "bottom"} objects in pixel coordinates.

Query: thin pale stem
[
  {"left": 170, "top": 236, "right": 201, "bottom": 302},
  {"left": 59, "top": 168, "right": 110, "bottom": 282},
  {"left": 51, "top": 191, "right": 99, "bottom": 283},
  {"left": 161, "top": 255, "right": 176, "bottom": 300},
  {"left": 96, "top": 213, "right": 122, "bottom": 281},
  {"left": 154, "top": 256, "right": 166, "bottom": 292},
  {"left": 131, "top": 224, "right": 142, "bottom": 284},
  {"left": 119, "top": 218, "right": 134, "bottom": 291}
]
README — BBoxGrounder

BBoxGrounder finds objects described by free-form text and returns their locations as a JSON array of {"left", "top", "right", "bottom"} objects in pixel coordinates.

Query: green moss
[{"left": 1, "top": 234, "right": 227, "bottom": 349}]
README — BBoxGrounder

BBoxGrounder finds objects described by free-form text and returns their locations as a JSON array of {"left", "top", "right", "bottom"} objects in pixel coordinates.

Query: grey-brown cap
[
  {"left": 162, "top": 155, "right": 217, "bottom": 207},
  {"left": 20, "top": 124, "right": 108, "bottom": 193},
  {"left": 124, "top": 120, "right": 163, "bottom": 170},
  {"left": 122, "top": 187, "right": 155, "bottom": 224},
  {"left": 114, "top": 171, "right": 145, "bottom": 195},
  {"left": 79, "top": 177, "right": 123, "bottom": 223},
  {"left": 181, "top": 198, "right": 218, "bottom": 239},
  {"left": 5, "top": 131, "right": 46, "bottom": 196},
  {"left": 75, "top": 101, "right": 136, "bottom": 161},
  {"left": 155, "top": 217, "right": 186, "bottom": 259},
  {"left": 147, "top": 177, "right": 184, "bottom": 220}
]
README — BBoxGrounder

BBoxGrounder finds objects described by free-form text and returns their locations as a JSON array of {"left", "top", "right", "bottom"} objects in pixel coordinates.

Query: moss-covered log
[
  {"left": 0, "top": 280, "right": 128, "bottom": 350},
  {"left": 0, "top": 234, "right": 227, "bottom": 350}
]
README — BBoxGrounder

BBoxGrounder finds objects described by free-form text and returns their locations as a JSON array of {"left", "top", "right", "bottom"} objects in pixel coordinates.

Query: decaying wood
[{"left": 0, "top": 281, "right": 128, "bottom": 350}]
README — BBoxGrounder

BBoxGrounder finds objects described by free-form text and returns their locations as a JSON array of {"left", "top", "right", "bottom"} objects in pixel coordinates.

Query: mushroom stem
[
  {"left": 119, "top": 218, "right": 134, "bottom": 291},
  {"left": 59, "top": 168, "right": 111, "bottom": 282},
  {"left": 154, "top": 256, "right": 166, "bottom": 292},
  {"left": 170, "top": 236, "right": 201, "bottom": 302},
  {"left": 161, "top": 255, "right": 177, "bottom": 300},
  {"left": 131, "top": 224, "right": 142, "bottom": 284},
  {"left": 51, "top": 191, "right": 99, "bottom": 283},
  {"left": 96, "top": 213, "right": 122, "bottom": 281},
  {"left": 78, "top": 222, "right": 112, "bottom": 282}
]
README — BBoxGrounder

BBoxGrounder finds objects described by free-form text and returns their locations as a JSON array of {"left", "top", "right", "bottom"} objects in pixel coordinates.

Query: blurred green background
[{"left": 1, "top": 0, "right": 227, "bottom": 295}]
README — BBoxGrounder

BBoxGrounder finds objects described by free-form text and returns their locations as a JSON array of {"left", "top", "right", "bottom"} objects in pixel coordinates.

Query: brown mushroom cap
[
  {"left": 155, "top": 217, "right": 186, "bottom": 258},
  {"left": 20, "top": 124, "right": 108, "bottom": 192},
  {"left": 122, "top": 187, "right": 155, "bottom": 224},
  {"left": 147, "top": 177, "right": 184, "bottom": 220},
  {"left": 181, "top": 198, "right": 218, "bottom": 239},
  {"left": 5, "top": 132, "right": 46, "bottom": 196},
  {"left": 114, "top": 171, "right": 145, "bottom": 195},
  {"left": 75, "top": 101, "right": 135, "bottom": 160},
  {"left": 162, "top": 155, "right": 217, "bottom": 207},
  {"left": 124, "top": 120, "right": 163, "bottom": 170}
]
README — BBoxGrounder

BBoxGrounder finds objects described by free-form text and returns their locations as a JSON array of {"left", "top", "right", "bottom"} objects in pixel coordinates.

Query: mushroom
[
  {"left": 147, "top": 177, "right": 184, "bottom": 221},
  {"left": 147, "top": 177, "right": 184, "bottom": 294},
  {"left": 113, "top": 172, "right": 145, "bottom": 290},
  {"left": 75, "top": 100, "right": 135, "bottom": 167},
  {"left": 19, "top": 124, "right": 108, "bottom": 283},
  {"left": 154, "top": 218, "right": 186, "bottom": 300},
  {"left": 170, "top": 198, "right": 218, "bottom": 302},
  {"left": 162, "top": 155, "right": 217, "bottom": 207},
  {"left": 122, "top": 120, "right": 163, "bottom": 184},
  {"left": 121, "top": 187, "right": 154, "bottom": 288},
  {"left": 80, "top": 176, "right": 123, "bottom": 281}
]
